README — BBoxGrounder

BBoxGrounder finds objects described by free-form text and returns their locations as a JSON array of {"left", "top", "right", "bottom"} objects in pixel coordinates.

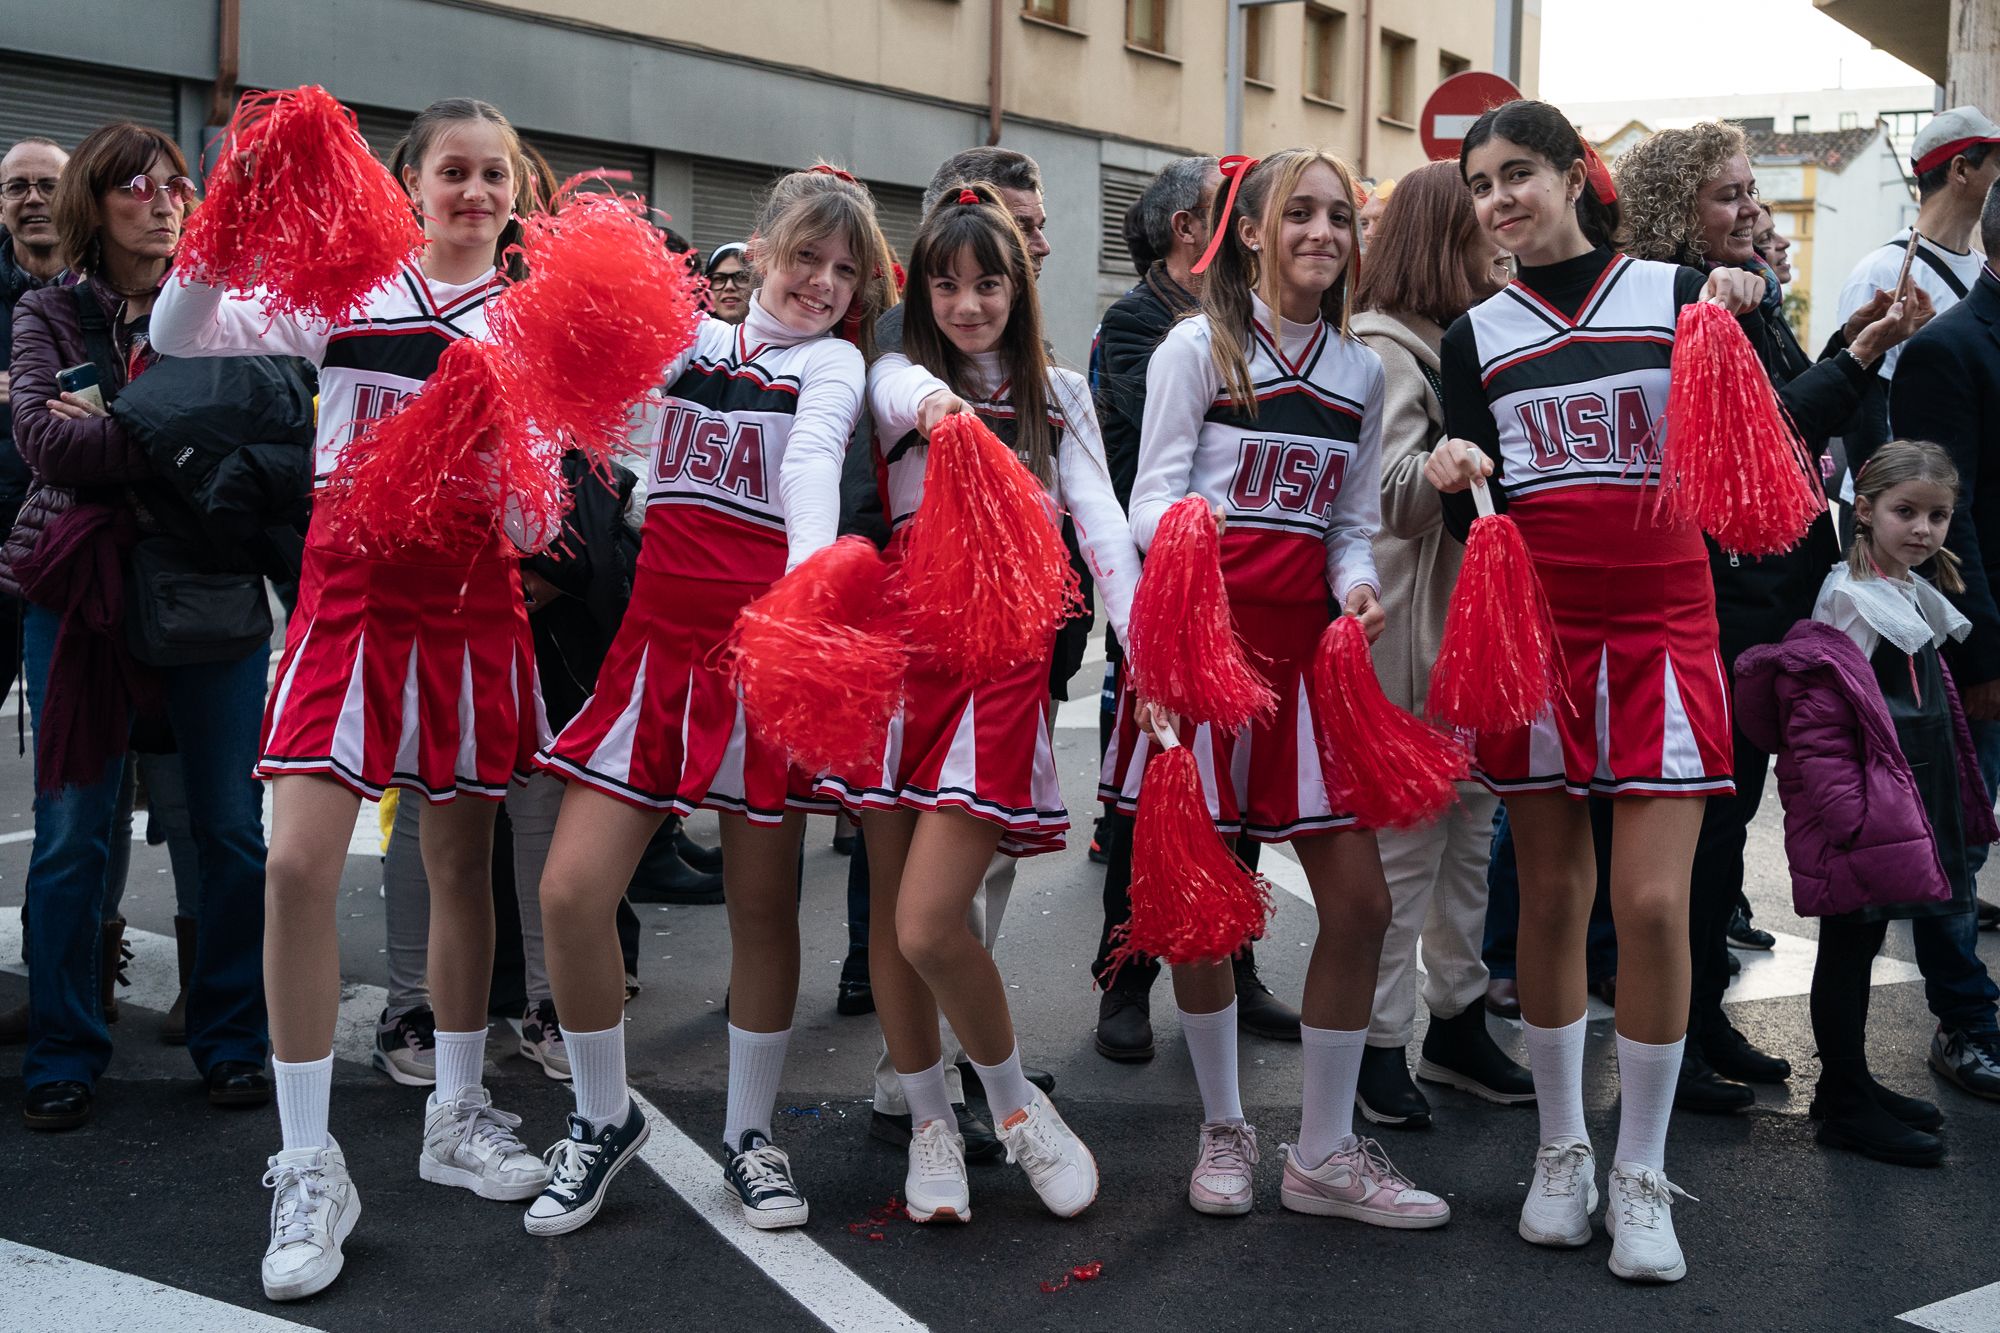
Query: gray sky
[{"left": 1539, "top": 0, "right": 1927, "bottom": 105}]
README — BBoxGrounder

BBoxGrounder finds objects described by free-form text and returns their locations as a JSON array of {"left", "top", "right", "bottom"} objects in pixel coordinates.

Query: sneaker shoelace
[
  {"left": 440, "top": 1098, "right": 530, "bottom": 1161},
  {"left": 735, "top": 1143, "right": 798, "bottom": 1202},
  {"left": 1198, "top": 1121, "right": 1259, "bottom": 1178},
  {"left": 912, "top": 1122, "right": 965, "bottom": 1180},
  {"left": 541, "top": 1137, "right": 602, "bottom": 1202},
  {"left": 1345, "top": 1136, "right": 1412, "bottom": 1193},
  {"left": 399, "top": 1010, "right": 437, "bottom": 1053},
  {"left": 1614, "top": 1167, "right": 1694, "bottom": 1232},
  {"left": 1535, "top": 1142, "right": 1592, "bottom": 1200},
  {"left": 263, "top": 1161, "right": 331, "bottom": 1249}
]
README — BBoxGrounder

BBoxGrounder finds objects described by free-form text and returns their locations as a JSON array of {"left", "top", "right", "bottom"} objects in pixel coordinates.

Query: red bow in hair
[
  {"left": 1191, "top": 154, "right": 1260, "bottom": 276},
  {"left": 811, "top": 164, "right": 857, "bottom": 184},
  {"left": 1580, "top": 140, "right": 1617, "bottom": 206},
  {"left": 957, "top": 187, "right": 980, "bottom": 206}
]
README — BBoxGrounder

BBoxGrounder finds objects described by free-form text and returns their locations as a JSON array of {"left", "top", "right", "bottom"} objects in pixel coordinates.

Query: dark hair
[
  {"left": 704, "top": 240, "right": 746, "bottom": 273},
  {"left": 1140, "top": 155, "right": 1219, "bottom": 259},
  {"left": 902, "top": 181, "right": 1055, "bottom": 483},
  {"left": 1122, "top": 198, "right": 1155, "bottom": 276},
  {"left": 1353, "top": 161, "right": 1484, "bottom": 326},
  {"left": 1916, "top": 141, "right": 1994, "bottom": 201},
  {"left": 389, "top": 99, "right": 541, "bottom": 280},
  {"left": 52, "top": 121, "right": 190, "bottom": 274},
  {"left": 922, "top": 147, "right": 1042, "bottom": 215},
  {"left": 1199, "top": 148, "right": 1360, "bottom": 414},
  {"left": 1460, "top": 98, "right": 1621, "bottom": 250},
  {"left": 752, "top": 164, "right": 898, "bottom": 358}
]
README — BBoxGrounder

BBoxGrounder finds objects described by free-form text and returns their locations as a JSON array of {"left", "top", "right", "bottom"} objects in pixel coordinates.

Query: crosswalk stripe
[
  {"left": 0, "top": 1239, "right": 322, "bottom": 1332},
  {"left": 1902, "top": 1280, "right": 2000, "bottom": 1332}
]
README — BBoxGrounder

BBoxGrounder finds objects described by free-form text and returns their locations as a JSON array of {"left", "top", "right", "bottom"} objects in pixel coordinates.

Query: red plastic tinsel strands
[
  {"left": 1655, "top": 301, "right": 1824, "bottom": 556},
  {"left": 177, "top": 86, "right": 424, "bottom": 325},
  {"left": 1109, "top": 734, "right": 1272, "bottom": 970},
  {"left": 893, "top": 414, "right": 1080, "bottom": 681},
  {"left": 1427, "top": 482, "right": 1565, "bottom": 734},
  {"left": 1124, "top": 495, "right": 1277, "bottom": 731},
  {"left": 726, "top": 537, "right": 908, "bottom": 776},
  {"left": 1310, "top": 617, "right": 1467, "bottom": 830}
]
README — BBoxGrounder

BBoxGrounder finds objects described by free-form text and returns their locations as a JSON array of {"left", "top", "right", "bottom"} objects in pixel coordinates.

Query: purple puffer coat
[{"left": 1735, "top": 619, "right": 1999, "bottom": 917}]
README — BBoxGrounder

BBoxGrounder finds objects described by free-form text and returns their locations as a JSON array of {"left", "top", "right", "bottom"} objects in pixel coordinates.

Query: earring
[{"left": 1247, "top": 242, "right": 1260, "bottom": 252}]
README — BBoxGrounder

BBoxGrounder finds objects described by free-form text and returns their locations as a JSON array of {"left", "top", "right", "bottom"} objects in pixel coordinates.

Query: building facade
[{"left": 0, "top": 0, "right": 1535, "bottom": 362}]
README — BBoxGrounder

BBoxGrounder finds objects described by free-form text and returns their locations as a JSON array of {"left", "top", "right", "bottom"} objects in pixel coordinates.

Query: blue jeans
[
  {"left": 1908, "top": 718, "right": 2000, "bottom": 1035},
  {"left": 22, "top": 603, "right": 271, "bottom": 1088}
]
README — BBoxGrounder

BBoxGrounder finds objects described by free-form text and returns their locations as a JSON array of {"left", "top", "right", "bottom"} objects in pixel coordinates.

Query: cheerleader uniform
[
  {"left": 150, "top": 265, "right": 545, "bottom": 802},
  {"left": 538, "top": 295, "right": 859, "bottom": 819},
  {"left": 1438, "top": 248, "right": 1734, "bottom": 800},
  {"left": 1102, "top": 296, "right": 1384, "bottom": 841},
  {"left": 817, "top": 351, "right": 1138, "bottom": 856}
]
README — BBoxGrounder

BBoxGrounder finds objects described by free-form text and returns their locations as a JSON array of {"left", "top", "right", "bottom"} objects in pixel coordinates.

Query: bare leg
[
  {"left": 1507, "top": 793, "right": 1597, "bottom": 1030},
  {"left": 1292, "top": 829, "right": 1394, "bottom": 1030},
  {"left": 540, "top": 786, "right": 668, "bottom": 1034},
  {"left": 720, "top": 811, "right": 807, "bottom": 1033},
  {"left": 1606, "top": 797, "right": 1704, "bottom": 1044},
  {"left": 264, "top": 776, "right": 362, "bottom": 1061},
  {"left": 1171, "top": 959, "right": 1235, "bottom": 1013},
  {"left": 419, "top": 797, "right": 502, "bottom": 1036}
]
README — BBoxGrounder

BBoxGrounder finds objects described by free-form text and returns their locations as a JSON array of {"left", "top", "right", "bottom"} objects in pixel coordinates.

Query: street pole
[{"left": 1226, "top": 0, "right": 1305, "bottom": 158}]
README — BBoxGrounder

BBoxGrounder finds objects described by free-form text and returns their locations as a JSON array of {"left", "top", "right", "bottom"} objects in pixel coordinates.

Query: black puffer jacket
[{"left": 1094, "top": 262, "right": 1198, "bottom": 508}]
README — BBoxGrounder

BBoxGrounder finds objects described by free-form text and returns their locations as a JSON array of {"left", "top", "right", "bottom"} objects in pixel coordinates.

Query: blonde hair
[
  {"left": 750, "top": 163, "right": 898, "bottom": 358},
  {"left": 1198, "top": 148, "right": 1360, "bottom": 415},
  {"left": 1850, "top": 439, "right": 1965, "bottom": 593},
  {"left": 1614, "top": 121, "right": 1747, "bottom": 266}
]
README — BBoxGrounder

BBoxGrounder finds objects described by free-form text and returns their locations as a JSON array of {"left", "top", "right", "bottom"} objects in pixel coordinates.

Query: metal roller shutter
[
  {"left": 352, "top": 107, "right": 652, "bottom": 201},
  {"left": 690, "top": 157, "right": 925, "bottom": 266},
  {"left": 1099, "top": 165, "right": 1152, "bottom": 277},
  {"left": 0, "top": 57, "right": 177, "bottom": 154},
  {"left": 869, "top": 183, "right": 924, "bottom": 266}
]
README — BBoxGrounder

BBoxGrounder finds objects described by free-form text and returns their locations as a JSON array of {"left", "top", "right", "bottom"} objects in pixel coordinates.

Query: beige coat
[{"left": 1352, "top": 310, "right": 1462, "bottom": 716}]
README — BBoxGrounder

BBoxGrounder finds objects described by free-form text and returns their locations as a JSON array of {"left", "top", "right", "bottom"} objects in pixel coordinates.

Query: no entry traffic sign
[{"left": 1421, "top": 71, "right": 1524, "bottom": 161}]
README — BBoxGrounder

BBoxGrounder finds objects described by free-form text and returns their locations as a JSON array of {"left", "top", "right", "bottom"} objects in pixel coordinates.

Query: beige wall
[{"left": 477, "top": 0, "right": 1535, "bottom": 175}]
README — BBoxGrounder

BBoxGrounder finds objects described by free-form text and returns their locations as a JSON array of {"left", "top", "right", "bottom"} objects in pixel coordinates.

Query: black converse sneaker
[
  {"left": 523, "top": 1100, "right": 651, "bottom": 1237},
  {"left": 723, "top": 1130, "right": 809, "bottom": 1230}
]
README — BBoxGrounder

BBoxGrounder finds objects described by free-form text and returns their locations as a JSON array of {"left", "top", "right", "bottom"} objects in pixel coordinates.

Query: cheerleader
[
  {"left": 1422, "top": 100, "right": 1763, "bottom": 1283},
  {"left": 817, "top": 183, "right": 1138, "bottom": 1223},
  {"left": 1104, "top": 148, "right": 1449, "bottom": 1228},
  {"left": 150, "top": 98, "right": 558, "bottom": 1301},
  {"left": 524, "top": 166, "right": 894, "bottom": 1236}
]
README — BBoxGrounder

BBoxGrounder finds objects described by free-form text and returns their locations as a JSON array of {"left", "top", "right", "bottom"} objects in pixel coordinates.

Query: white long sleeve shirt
[
  {"left": 867, "top": 347, "right": 1141, "bottom": 641},
  {"left": 1128, "top": 296, "right": 1382, "bottom": 607}
]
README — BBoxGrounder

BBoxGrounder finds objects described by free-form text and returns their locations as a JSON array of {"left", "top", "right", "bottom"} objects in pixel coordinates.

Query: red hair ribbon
[
  {"left": 811, "top": 164, "right": 857, "bottom": 184},
  {"left": 1190, "top": 154, "right": 1260, "bottom": 276},
  {"left": 957, "top": 187, "right": 980, "bottom": 206},
  {"left": 1580, "top": 140, "right": 1617, "bottom": 206}
]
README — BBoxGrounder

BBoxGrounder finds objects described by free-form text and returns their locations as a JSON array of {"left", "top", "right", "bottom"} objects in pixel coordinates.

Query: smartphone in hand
[{"left": 55, "top": 362, "right": 105, "bottom": 412}]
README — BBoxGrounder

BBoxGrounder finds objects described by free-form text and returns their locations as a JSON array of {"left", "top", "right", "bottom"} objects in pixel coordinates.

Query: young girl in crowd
[
  {"left": 1736, "top": 441, "right": 1993, "bottom": 1169},
  {"left": 1105, "top": 148, "right": 1449, "bottom": 1227},
  {"left": 526, "top": 166, "right": 894, "bottom": 1237},
  {"left": 151, "top": 98, "right": 557, "bottom": 1302},
  {"left": 819, "top": 182, "right": 1137, "bottom": 1223},
  {"left": 1423, "top": 99, "right": 1763, "bottom": 1283}
]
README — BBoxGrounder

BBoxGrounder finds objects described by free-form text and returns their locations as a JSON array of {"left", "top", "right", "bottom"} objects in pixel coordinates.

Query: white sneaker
[
  {"left": 1604, "top": 1161, "right": 1693, "bottom": 1282},
  {"left": 1518, "top": 1136, "right": 1599, "bottom": 1248},
  {"left": 1189, "top": 1119, "right": 1259, "bottom": 1216},
  {"left": 419, "top": 1086, "right": 551, "bottom": 1201},
  {"left": 904, "top": 1117, "right": 971, "bottom": 1223},
  {"left": 996, "top": 1089, "right": 1097, "bottom": 1218},
  {"left": 261, "top": 1141, "right": 360, "bottom": 1302}
]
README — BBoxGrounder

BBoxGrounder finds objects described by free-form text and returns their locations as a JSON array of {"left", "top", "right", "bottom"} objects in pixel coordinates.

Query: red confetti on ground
[
  {"left": 1040, "top": 1261, "right": 1105, "bottom": 1293},
  {"left": 849, "top": 1195, "right": 907, "bottom": 1236}
]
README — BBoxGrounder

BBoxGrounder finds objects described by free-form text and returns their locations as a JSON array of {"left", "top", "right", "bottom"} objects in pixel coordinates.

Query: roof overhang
[{"left": 1813, "top": 0, "right": 1948, "bottom": 84}]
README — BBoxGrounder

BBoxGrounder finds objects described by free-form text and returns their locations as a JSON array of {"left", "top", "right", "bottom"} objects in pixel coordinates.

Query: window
[
  {"left": 1244, "top": 5, "right": 1271, "bottom": 84},
  {"left": 1839, "top": 110, "right": 1859, "bottom": 129},
  {"left": 1022, "top": 0, "right": 1068, "bottom": 23},
  {"left": 1438, "top": 50, "right": 1470, "bottom": 83},
  {"left": 1304, "top": 5, "right": 1346, "bottom": 104},
  {"left": 1380, "top": 29, "right": 1416, "bottom": 123},
  {"left": 1793, "top": 114, "right": 1811, "bottom": 132},
  {"left": 1884, "top": 109, "right": 1930, "bottom": 141},
  {"left": 1127, "top": 0, "right": 1167, "bottom": 52}
]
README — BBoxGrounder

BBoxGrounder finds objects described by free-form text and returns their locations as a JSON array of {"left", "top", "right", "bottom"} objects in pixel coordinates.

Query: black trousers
[
  {"left": 1687, "top": 719, "right": 1771, "bottom": 1039},
  {"left": 1091, "top": 810, "right": 1262, "bottom": 994}
]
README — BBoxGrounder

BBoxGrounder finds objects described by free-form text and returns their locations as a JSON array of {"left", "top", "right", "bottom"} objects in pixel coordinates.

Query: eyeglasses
[
  {"left": 0, "top": 178, "right": 58, "bottom": 201},
  {"left": 709, "top": 271, "right": 752, "bottom": 289},
  {"left": 118, "top": 175, "right": 198, "bottom": 205}
]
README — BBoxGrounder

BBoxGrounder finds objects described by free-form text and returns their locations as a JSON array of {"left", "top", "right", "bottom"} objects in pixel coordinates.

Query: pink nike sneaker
[
  {"left": 1188, "top": 1119, "right": 1259, "bottom": 1216},
  {"left": 1279, "top": 1136, "right": 1451, "bottom": 1229}
]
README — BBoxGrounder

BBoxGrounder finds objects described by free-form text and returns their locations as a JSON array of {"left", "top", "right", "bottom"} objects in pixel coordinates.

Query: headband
[{"left": 1190, "top": 154, "right": 1260, "bottom": 276}]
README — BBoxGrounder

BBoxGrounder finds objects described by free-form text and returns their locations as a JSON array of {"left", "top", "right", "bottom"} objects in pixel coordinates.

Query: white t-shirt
[{"left": 1835, "top": 228, "right": 1987, "bottom": 381}]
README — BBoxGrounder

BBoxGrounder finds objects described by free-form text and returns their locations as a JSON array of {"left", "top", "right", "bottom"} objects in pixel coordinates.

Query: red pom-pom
[
  {"left": 725, "top": 537, "right": 908, "bottom": 775},
  {"left": 322, "top": 338, "right": 534, "bottom": 557},
  {"left": 1107, "top": 743, "right": 1272, "bottom": 970},
  {"left": 1428, "top": 511, "right": 1563, "bottom": 733},
  {"left": 489, "top": 185, "right": 705, "bottom": 468},
  {"left": 1310, "top": 617, "right": 1468, "bottom": 829},
  {"left": 1655, "top": 300, "right": 1825, "bottom": 556},
  {"left": 1124, "top": 495, "right": 1277, "bottom": 730},
  {"left": 178, "top": 86, "right": 424, "bottom": 324},
  {"left": 892, "top": 413, "right": 1080, "bottom": 680}
]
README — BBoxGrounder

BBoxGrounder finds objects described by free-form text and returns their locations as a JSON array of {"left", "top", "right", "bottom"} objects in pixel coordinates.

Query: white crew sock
[
  {"left": 562, "top": 1023, "right": 630, "bottom": 1131},
  {"left": 273, "top": 1053, "right": 333, "bottom": 1153},
  {"left": 1178, "top": 1002, "right": 1245, "bottom": 1123},
  {"left": 1613, "top": 1033, "right": 1684, "bottom": 1171},
  {"left": 1523, "top": 1014, "right": 1590, "bottom": 1147},
  {"left": 433, "top": 1027, "right": 487, "bottom": 1102},
  {"left": 1296, "top": 1023, "right": 1367, "bottom": 1168},
  {"left": 897, "top": 1059, "right": 956, "bottom": 1130},
  {"left": 724, "top": 1024, "right": 791, "bottom": 1149},
  {"left": 968, "top": 1045, "right": 1035, "bottom": 1124}
]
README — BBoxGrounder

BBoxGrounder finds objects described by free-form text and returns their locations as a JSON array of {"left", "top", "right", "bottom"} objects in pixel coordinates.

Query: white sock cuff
[
  {"left": 727, "top": 1023, "right": 793, "bottom": 1048},
  {"left": 560, "top": 1022, "right": 624, "bottom": 1044},
  {"left": 1522, "top": 1013, "right": 1588, "bottom": 1041},
  {"left": 273, "top": 1053, "right": 334, "bottom": 1074},
  {"left": 1614, "top": 1032, "right": 1685, "bottom": 1061},
  {"left": 1176, "top": 1001, "right": 1238, "bottom": 1033},
  {"left": 1299, "top": 1022, "right": 1368, "bottom": 1049}
]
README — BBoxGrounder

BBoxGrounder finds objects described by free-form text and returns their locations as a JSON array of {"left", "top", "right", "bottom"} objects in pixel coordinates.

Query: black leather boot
[
  {"left": 23, "top": 1080, "right": 91, "bottom": 1131},
  {"left": 1702, "top": 1021, "right": 1791, "bottom": 1084},
  {"left": 1094, "top": 988, "right": 1155, "bottom": 1062},
  {"left": 1356, "top": 1044, "right": 1431, "bottom": 1129},
  {"left": 1813, "top": 1064, "right": 1943, "bottom": 1166},
  {"left": 1416, "top": 1005, "right": 1535, "bottom": 1104},
  {"left": 1233, "top": 948, "right": 1300, "bottom": 1041},
  {"left": 1674, "top": 1044, "right": 1754, "bottom": 1114}
]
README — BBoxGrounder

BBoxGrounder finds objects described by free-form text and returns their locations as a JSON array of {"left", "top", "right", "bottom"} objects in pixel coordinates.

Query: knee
[
  {"left": 265, "top": 846, "right": 337, "bottom": 912},
  {"left": 895, "top": 902, "right": 968, "bottom": 976},
  {"left": 1518, "top": 874, "right": 1592, "bottom": 936},
  {"left": 1333, "top": 880, "right": 1393, "bottom": 943},
  {"left": 537, "top": 872, "right": 599, "bottom": 936},
  {"left": 1615, "top": 885, "right": 1686, "bottom": 946},
  {"left": 727, "top": 886, "right": 798, "bottom": 945}
]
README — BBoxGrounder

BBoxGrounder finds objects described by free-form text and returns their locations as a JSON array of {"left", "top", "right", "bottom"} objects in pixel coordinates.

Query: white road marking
[
  {"left": 0, "top": 1240, "right": 321, "bottom": 1332},
  {"left": 1902, "top": 1281, "right": 2000, "bottom": 1332},
  {"left": 1729, "top": 928, "right": 1923, "bottom": 1004}
]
